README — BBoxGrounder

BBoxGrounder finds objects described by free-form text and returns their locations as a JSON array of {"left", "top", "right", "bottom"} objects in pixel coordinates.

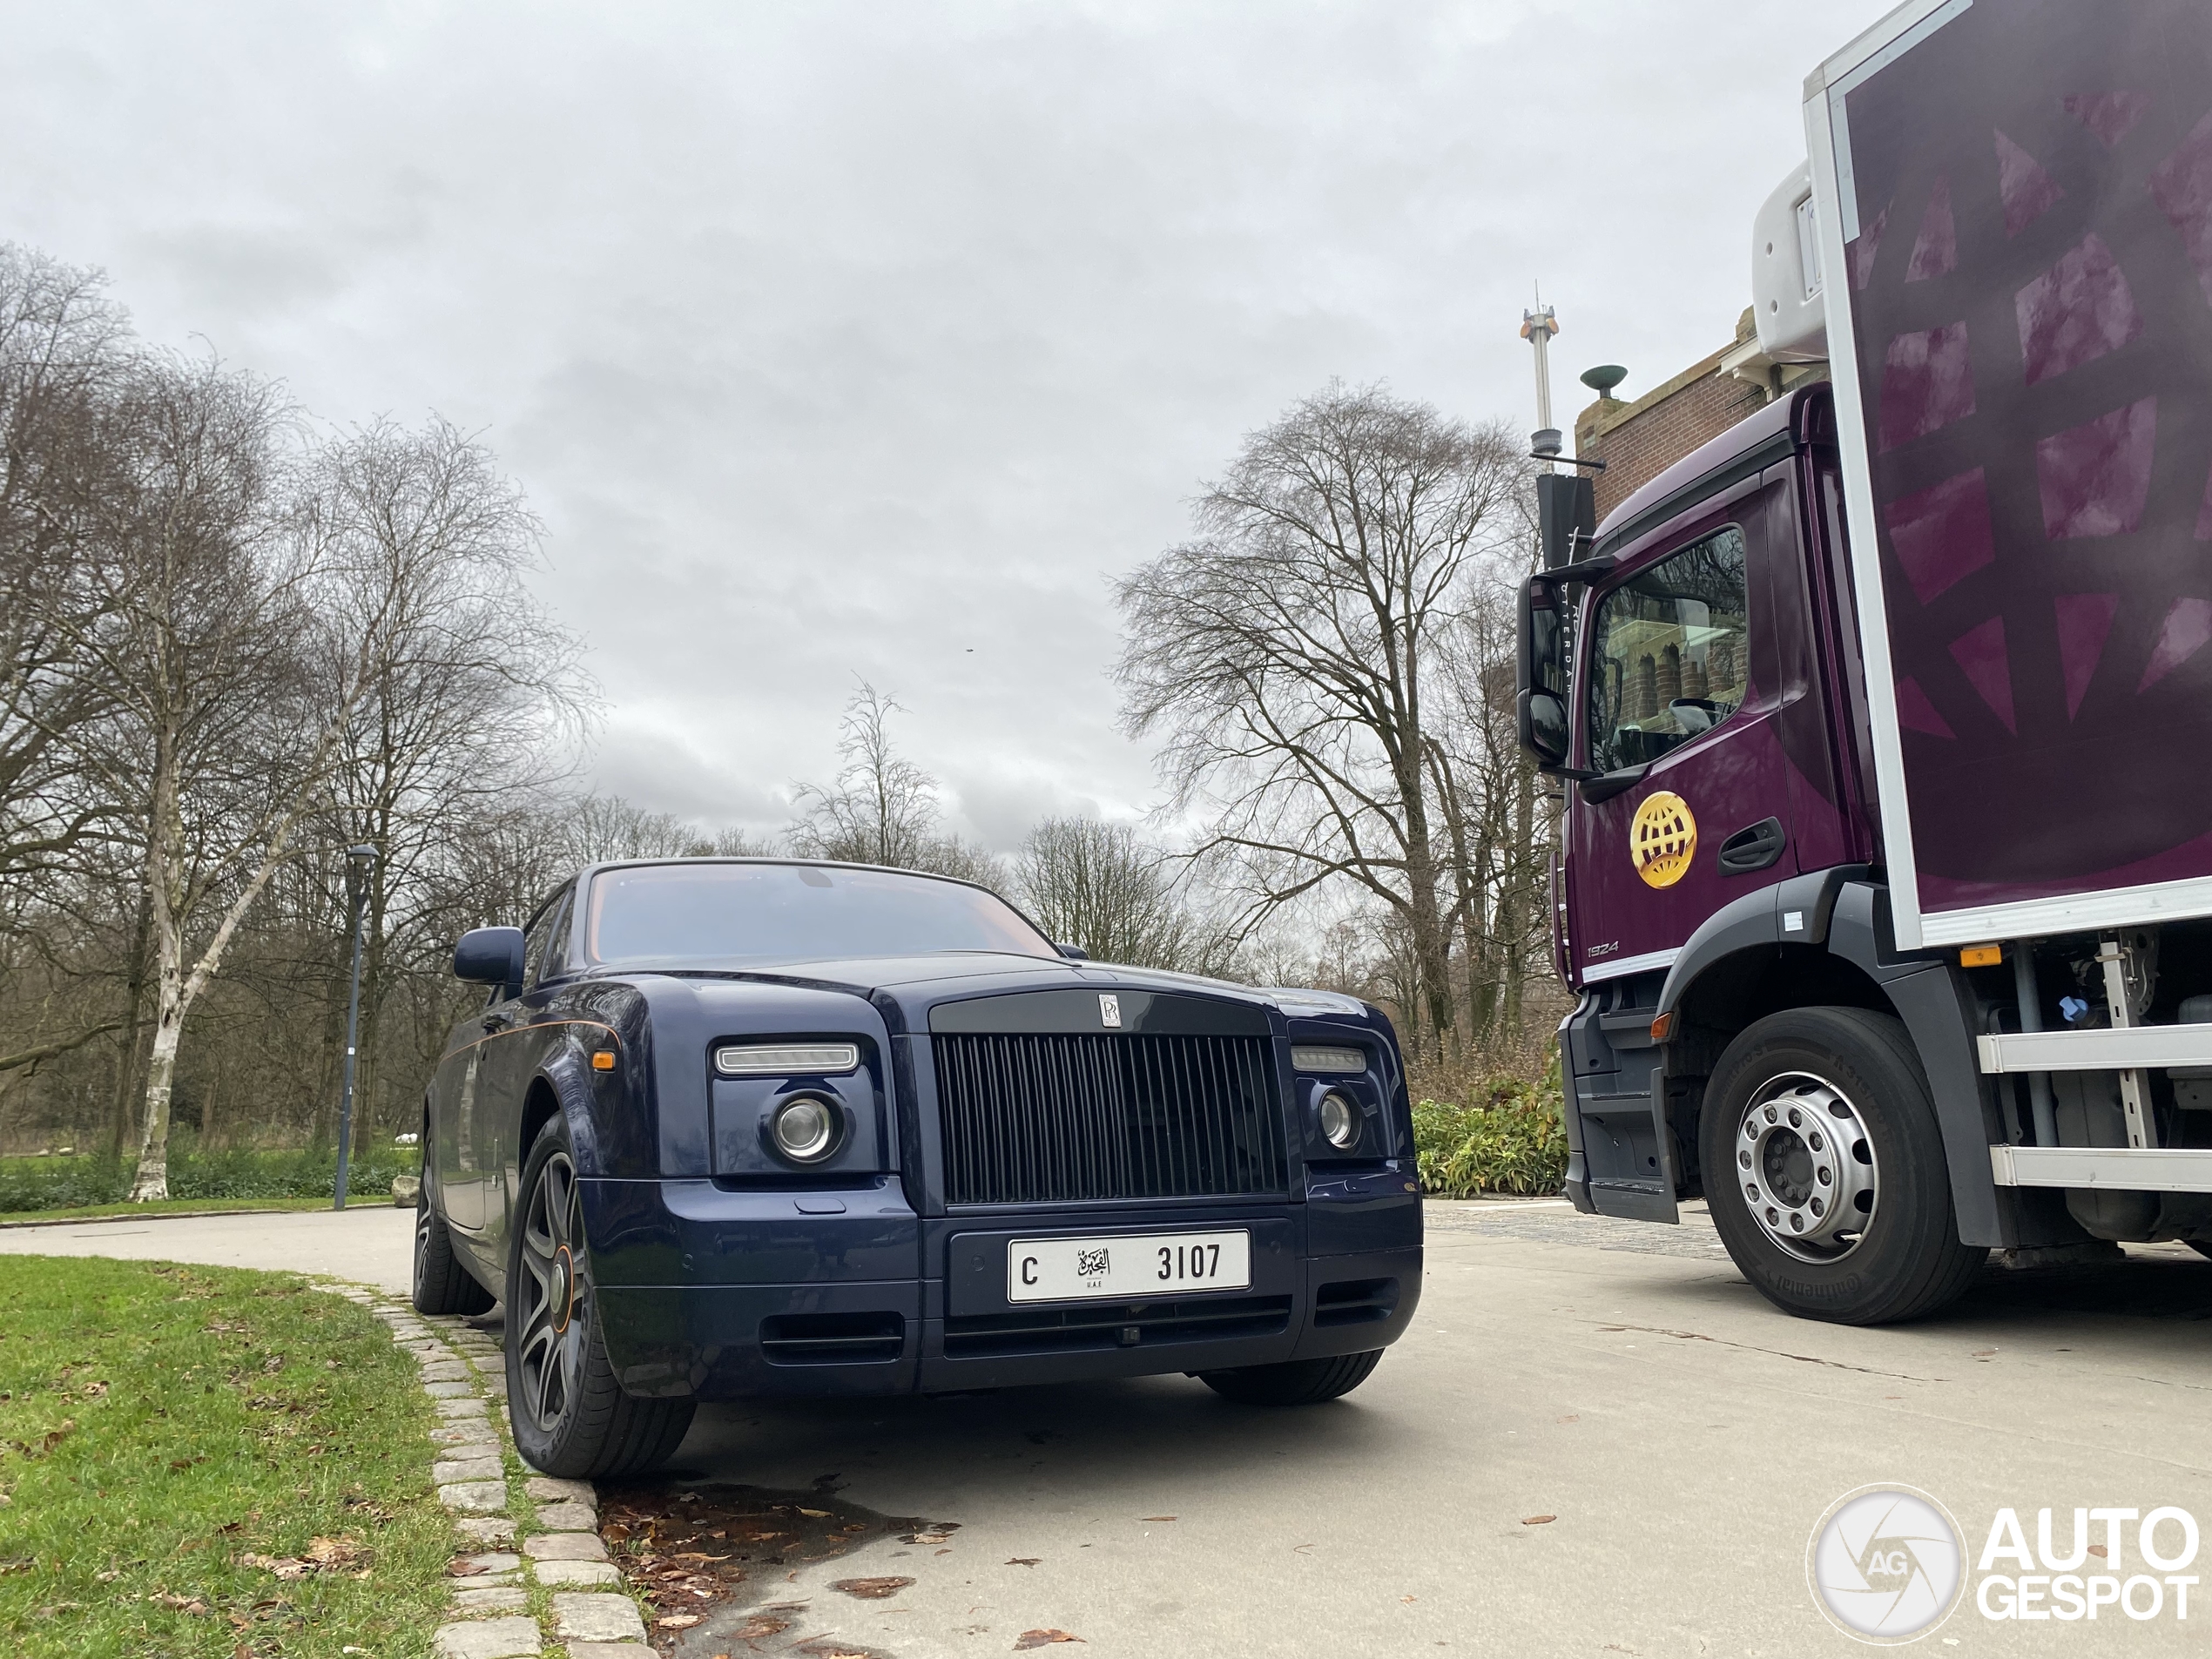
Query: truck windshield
[
  {"left": 583, "top": 861, "right": 1059, "bottom": 965},
  {"left": 1587, "top": 526, "right": 1750, "bottom": 773}
]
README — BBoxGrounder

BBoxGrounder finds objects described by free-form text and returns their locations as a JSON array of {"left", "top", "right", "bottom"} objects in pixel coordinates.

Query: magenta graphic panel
[{"left": 1835, "top": 0, "right": 2212, "bottom": 917}]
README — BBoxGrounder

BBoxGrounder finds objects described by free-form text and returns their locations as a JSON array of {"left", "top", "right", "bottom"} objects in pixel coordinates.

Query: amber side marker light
[
  {"left": 591, "top": 1050, "right": 617, "bottom": 1071},
  {"left": 1959, "top": 944, "right": 2003, "bottom": 968},
  {"left": 1649, "top": 1011, "right": 1676, "bottom": 1042}
]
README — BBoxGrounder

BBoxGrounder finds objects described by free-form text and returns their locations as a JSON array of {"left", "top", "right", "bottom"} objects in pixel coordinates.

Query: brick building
[{"left": 1572, "top": 308, "right": 1828, "bottom": 520}]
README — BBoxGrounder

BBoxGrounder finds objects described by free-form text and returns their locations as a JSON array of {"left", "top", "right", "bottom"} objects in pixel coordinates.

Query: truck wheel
[
  {"left": 1198, "top": 1350, "right": 1382, "bottom": 1406},
  {"left": 506, "top": 1118, "right": 695, "bottom": 1478},
  {"left": 1700, "top": 1007, "right": 1985, "bottom": 1325},
  {"left": 414, "top": 1130, "right": 495, "bottom": 1318}
]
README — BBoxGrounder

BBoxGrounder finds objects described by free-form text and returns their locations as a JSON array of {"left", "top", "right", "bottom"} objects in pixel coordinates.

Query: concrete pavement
[{"left": 10, "top": 1197, "right": 2209, "bottom": 1655}]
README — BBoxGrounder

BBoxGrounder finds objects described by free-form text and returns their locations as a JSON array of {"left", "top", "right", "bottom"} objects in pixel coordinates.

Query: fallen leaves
[
  {"left": 831, "top": 1575, "right": 916, "bottom": 1599},
  {"left": 904, "top": 1526, "right": 959, "bottom": 1545},
  {"left": 654, "top": 1612, "right": 703, "bottom": 1629},
  {"left": 242, "top": 1535, "right": 368, "bottom": 1581},
  {"left": 732, "top": 1614, "right": 791, "bottom": 1641},
  {"left": 1014, "top": 1631, "right": 1084, "bottom": 1649},
  {"left": 1007, "top": 1557, "right": 1042, "bottom": 1568},
  {"left": 1139, "top": 1515, "right": 1176, "bottom": 1522},
  {"left": 150, "top": 1590, "right": 210, "bottom": 1615},
  {"left": 1521, "top": 1515, "right": 1557, "bottom": 1527},
  {"left": 9, "top": 1419, "right": 76, "bottom": 1459}
]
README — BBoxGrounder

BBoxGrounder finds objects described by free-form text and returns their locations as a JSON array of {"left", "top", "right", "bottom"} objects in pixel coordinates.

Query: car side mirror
[
  {"left": 1055, "top": 943, "right": 1090, "bottom": 961},
  {"left": 454, "top": 927, "right": 526, "bottom": 989}
]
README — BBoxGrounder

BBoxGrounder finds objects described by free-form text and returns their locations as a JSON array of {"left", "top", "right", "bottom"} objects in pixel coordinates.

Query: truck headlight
[
  {"left": 1318, "top": 1089, "right": 1360, "bottom": 1150},
  {"left": 769, "top": 1095, "right": 840, "bottom": 1163}
]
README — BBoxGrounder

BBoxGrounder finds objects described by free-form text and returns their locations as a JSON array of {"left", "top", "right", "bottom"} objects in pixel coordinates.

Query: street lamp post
[{"left": 334, "top": 843, "right": 378, "bottom": 1212}]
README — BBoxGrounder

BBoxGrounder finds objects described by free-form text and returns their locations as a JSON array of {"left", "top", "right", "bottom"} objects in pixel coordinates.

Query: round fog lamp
[
  {"left": 770, "top": 1095, "right": 839, "bottom": 1163},
  {"left": 1318, "top": 1090, "right": 1360, "bottom": 1150}
]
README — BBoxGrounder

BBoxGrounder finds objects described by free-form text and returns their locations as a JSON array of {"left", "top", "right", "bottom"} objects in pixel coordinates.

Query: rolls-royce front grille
[{"left": 934, "top": 1033, "right": 1288, "bottom": 1205}]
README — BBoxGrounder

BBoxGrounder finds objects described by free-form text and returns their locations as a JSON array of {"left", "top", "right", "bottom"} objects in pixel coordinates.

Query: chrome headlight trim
[
  {"left": 1291, "top": 1044, "right": 1368, "bottom": 1075},
  {"left": 768, "top": 1095, "right": 840, "bottom": 1163},
  {"left": 715, "top": 1042, "right": 861, "bottom": 1077},
  {"left": 1318, "top": 1089, "right": 1361, "bottom": 1150}
]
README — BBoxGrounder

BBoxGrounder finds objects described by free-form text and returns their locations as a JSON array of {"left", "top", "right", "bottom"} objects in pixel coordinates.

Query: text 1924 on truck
[
  {"left": 411, "top": 859, "right": 1420, "bottom": 1475},
  {"left": 1519, "top": 0, "right": 2212, "bottom": 1325}
]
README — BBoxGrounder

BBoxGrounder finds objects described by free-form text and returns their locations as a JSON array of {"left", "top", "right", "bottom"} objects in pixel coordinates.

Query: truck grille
[{"left": 934, "top": 1033, "right": 1287, "bottom": 1205}]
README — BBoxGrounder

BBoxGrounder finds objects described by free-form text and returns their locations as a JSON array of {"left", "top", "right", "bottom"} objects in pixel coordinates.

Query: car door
[
  {"left": 1568, "top": 483, "right": 1801, "bottom": 984},
  {"left": 474, "top": 889, "right": 572, "bottom": 1258}
]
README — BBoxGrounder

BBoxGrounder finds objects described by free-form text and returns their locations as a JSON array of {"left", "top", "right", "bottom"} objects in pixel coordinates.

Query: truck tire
[
  {"left": 414, "top": 1128, "right": 496, "bottom": 1318},
  {"left": 1198, "top": 1350, "right": 1382, "bottom": 1406},
  {"left": 1700, "top": 1007, "right": 1985, "bottom": 1325}
]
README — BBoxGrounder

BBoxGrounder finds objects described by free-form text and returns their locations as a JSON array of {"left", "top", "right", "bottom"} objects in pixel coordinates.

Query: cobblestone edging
[{"left": 324, "top": 1285, "right": 651, "bottom": 1659}]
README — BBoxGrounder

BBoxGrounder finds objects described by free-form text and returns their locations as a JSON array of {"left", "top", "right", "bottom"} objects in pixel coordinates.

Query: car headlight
[
  {"left": 1318, "top": 1089, "right": 1360, "bottom": 1150},
  {"left": 1291, "top": 1044, "right": 1366, "bottom": 1075},
  {"left": 769, "top": 1095, "right": 840, "bottom": 1163},
  {"left": 717, "top": 1042, "right": 860, "bottom": 1076}
]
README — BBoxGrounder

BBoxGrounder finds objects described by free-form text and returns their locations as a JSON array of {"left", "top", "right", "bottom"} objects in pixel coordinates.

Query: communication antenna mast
[{"left": 1521, "top": 287, "right": 1561, "bottom": 471}]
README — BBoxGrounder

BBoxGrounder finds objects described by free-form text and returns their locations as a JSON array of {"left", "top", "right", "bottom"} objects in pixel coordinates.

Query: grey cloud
[{"left": 0, "top": 0, "right": 1895, "bottom": 848}]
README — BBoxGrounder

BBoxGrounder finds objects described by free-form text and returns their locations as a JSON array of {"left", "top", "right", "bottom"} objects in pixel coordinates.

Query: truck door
[{"left": 1568, "top": 480, "right": 1801, "bottom": 982}]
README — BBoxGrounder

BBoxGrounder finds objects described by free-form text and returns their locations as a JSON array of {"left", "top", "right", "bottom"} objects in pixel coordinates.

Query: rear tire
[
  {"left": 1198, "top": 1350, "right": 1382, "bottom": 1406},
  {"left": 1701, "top": 1006, "right": 1985, "bottom": 1325},
  {"left": 413, "top": 1142, "right": 495, "bottom": 1317},
  {"left": 505, "top": 1117, "right": 694, "bottom": 1478}
]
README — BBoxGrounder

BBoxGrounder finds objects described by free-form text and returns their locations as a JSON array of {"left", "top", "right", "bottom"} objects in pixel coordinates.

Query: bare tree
[
  {"left": 1015, "top": 817, "right": 1220, "bottom": 970},
  {"left": 1116, "top": 382, "right": 1529, "bottom": 1055},
  {"left": 790, "top": 683, "right": 1000, "bottom": 884},
  {"left": 306, "top": 415, "right": 592, "bottom": 1152}
]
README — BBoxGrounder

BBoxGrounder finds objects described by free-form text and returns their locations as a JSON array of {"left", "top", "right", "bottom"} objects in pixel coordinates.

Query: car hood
[{"left": 584, "top": 951, "right": 1368, "bottom": 1016}]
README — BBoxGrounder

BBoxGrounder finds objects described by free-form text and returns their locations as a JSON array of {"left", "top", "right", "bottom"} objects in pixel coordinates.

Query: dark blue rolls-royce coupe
[{"left": 413, "top": 858, "right": 1422, "bottom": 1476}]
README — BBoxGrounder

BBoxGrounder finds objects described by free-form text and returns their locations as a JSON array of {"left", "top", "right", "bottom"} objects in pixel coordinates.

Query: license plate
[{"left": 1007, "top": 1230, "right": 1251, "bottom": 1303}]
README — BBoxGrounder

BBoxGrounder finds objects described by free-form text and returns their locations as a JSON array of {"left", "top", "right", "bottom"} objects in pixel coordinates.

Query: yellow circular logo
[{"left": 1630, "top": 791, "right": 1697, "bottom": 887}]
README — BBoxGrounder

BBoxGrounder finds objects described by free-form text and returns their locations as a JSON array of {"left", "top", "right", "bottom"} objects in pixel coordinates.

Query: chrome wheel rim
[
  {"left": 413, "top": 1202, "right": 433, "bottom": 1293},
  {"left": 516, "top": 1150, "right": 587, "bottom": 1434},
  {"left": 1732, "top": 1071, "right": 1878, "bottom": 1263}
]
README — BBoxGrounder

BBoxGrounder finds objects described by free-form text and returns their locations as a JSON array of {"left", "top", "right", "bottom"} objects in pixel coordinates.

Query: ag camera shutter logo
[{"left": 1808, "top": 1486, "right": 1966, "bottom": 1642}]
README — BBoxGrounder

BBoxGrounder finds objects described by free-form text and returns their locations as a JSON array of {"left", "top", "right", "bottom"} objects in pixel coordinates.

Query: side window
[
  {"left": 520, "top": 893, "right": 565, "bottom": 989},
  {"left": 1586, "top": 525, "right": 1750, "bottom": 774},
  {"left": 536, "top": 895, "right": 573, "bottom": 987}
]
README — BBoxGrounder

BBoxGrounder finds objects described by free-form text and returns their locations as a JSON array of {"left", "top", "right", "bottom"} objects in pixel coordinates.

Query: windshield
[{"left": 583, "top": 861, "right": 1058, "bottom": 966}]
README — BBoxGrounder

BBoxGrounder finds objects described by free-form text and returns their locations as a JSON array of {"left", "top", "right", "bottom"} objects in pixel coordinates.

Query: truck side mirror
[
  {"left": 1537, "top": 474, "right": 1595, "bottom": 570},
  {"left": 1517, "top": 577, "right": 1573, "bottom": 770},
  {"left": 454, "top": 926, "right": 527, "bottom": 988}
]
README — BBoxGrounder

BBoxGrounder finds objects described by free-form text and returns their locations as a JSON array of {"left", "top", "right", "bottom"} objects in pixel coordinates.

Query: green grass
[
  {"left": 0, "top": 1149, "right": 415, "bottom": 1216},
  {"left": 0, "top": 1257, "right": 456, "bottom": 1657}
]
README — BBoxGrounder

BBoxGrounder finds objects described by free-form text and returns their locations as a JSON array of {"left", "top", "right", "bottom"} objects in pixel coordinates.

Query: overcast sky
[{"left": 2, "top": 0, "right": 1893, "bottom": 850}]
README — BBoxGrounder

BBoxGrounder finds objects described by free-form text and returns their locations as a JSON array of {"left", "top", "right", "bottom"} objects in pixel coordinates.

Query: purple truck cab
[{"left": 1518, "top": 0, "right": 2212, "bottom": 1327}]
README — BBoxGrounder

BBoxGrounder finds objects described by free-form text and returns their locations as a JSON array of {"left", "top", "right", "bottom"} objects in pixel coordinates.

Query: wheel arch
[{"left": 1652, "top": 871, "right": 2013, "bottom": 1246}]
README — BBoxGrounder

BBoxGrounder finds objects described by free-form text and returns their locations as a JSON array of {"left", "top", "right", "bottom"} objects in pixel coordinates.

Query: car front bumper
[{"left": 581, "top": 1173, "right": 1423, "bottom": 1400}]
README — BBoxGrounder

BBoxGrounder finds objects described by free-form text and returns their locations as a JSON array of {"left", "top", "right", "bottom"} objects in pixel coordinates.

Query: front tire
[
  {"left": 1198, "top": 1350, "right": 1383, "bottom": 1406},
  {"left": 1701, "top": 1007, "right": 1985, "bottom": 1325},
  {"left": 505, "top": 1118, "right": 694, "bottom": 1478},
  {"left": 414, "top": 1143, "right": 495, "bottom": 1317}
]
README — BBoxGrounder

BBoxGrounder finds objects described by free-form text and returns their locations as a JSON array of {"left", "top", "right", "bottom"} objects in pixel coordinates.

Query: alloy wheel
[
  {"left": 515, "top": 1149, "right": 589, "bottom": 1434},
  {"left": 1731, "top": 1071, "right": 1879, "bottom": 1262}
]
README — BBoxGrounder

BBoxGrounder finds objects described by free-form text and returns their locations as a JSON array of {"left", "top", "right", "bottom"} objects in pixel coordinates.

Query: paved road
[
  {"left": 0, "top": 1204, "right": 414, "bottom": 1291},
  {"left": 10, "top": 1200, "right": 2210, "bottom": 1656}
]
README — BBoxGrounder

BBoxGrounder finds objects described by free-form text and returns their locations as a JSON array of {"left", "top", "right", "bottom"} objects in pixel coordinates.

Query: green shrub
[
  {"left": 0, "top": 1144, "right": 415, "bottom": 1214},
  {"left": 1412, "top": 1056, "right": 1568, "bottom": 1197}
]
